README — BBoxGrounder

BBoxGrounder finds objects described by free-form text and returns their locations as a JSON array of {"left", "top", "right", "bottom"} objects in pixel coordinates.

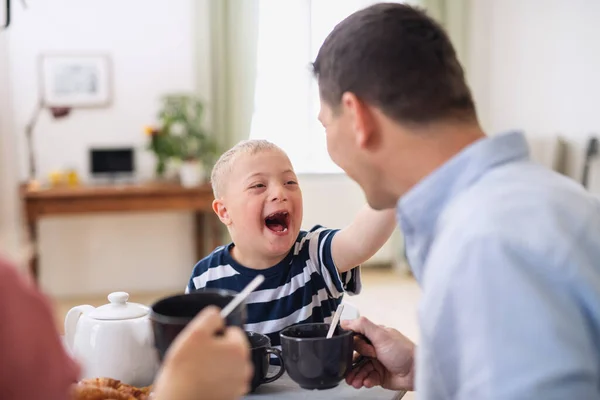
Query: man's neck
[{"left": 385, "top": 121, "right": 486, "bottom": 201}]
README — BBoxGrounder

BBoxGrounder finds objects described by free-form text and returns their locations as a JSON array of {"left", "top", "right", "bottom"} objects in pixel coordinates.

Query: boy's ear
[{"left": 212, "top": 198, "right": 232, "bottom": 225}]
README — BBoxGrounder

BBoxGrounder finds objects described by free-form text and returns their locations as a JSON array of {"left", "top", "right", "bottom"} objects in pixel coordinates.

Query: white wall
[
  {"left": 7, "top": 0, "right": 199, "bottom": 297},
  {"left": 468, "top": 0, "right": 600, "bottom": 192}
]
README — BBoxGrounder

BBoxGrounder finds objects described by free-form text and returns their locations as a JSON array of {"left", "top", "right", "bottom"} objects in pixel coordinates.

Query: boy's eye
[
  {"left": 250, "top": 183, "right": 266, "bottom": 189},
  {"left": 285, "top": 180, "right": 298, "bottom": 185}
]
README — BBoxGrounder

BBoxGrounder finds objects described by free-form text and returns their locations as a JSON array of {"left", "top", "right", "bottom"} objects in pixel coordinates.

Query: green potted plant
[{"left": 145, "top": 94, "right": 219, "bottom": 186}]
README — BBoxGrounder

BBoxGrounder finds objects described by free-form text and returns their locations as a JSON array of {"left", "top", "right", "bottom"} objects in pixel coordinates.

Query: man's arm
[
  {"left": 428, "top": 233, "right": 600, "bottom": 400},
  {"left": 331, "top": 205, "right": 397, "bottom": 273}
]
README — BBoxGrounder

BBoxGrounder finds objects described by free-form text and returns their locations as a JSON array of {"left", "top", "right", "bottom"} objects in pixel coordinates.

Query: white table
[
  {"left": 244, "top": 371, "right": 406, "bottom": 399},
  {"left": 62, "top": 336, "right": 406, "bottom": 399}
]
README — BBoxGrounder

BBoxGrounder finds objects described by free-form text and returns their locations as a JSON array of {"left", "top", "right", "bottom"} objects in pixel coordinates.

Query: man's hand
[
  {"left": 342, "top": 317, "right": 415, "bottom": 391},
  {"left": 153, "top": 306, "right": 253, "bottom": 400}
]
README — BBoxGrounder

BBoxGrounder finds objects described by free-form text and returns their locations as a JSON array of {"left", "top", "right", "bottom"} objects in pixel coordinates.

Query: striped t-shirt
[{"left": 185, "top": 225, "right": 362, "bottom": 347}]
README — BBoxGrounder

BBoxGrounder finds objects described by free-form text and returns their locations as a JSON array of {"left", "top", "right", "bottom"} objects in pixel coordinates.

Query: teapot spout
[{"left": 64, "top": 305, "right": 95, "bottom": 352}]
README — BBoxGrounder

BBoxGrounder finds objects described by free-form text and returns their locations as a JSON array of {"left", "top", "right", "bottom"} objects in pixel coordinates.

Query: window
[{"left": 250, "top": 0, "right": 408, "bottom": 174}]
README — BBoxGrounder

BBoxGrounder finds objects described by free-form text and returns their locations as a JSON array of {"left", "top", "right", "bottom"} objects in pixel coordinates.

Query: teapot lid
[{"left": 89, "top": 292, "right": 149, "bottom": 320}]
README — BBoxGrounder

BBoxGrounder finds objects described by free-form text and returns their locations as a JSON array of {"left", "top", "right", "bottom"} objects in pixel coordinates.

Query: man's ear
[
  {"left": 341, "top": 92, "right": 377, "bottom": 149},
  {"left": 212, "top": 198, "right": 232, "bottom": 226}
]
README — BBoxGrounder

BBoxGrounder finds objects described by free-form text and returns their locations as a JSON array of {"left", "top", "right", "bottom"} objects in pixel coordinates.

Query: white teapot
[{"left": 64, "top": 291, "right": 159, "bottom": 387}]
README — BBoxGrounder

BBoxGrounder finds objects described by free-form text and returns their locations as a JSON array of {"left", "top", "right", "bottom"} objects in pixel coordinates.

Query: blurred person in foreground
[{"left": 0, "top": 255, "right": 252, "bottom": 400}]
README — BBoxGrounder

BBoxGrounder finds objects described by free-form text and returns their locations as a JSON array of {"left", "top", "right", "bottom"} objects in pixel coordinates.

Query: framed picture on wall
[{"left": 39, "top": 54, "right": 112, "bottom": 108}]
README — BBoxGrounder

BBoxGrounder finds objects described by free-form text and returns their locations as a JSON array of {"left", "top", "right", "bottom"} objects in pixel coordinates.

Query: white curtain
[
  {"left": 249, "top": 0, "right": 321, "bottom": 173},
  {"left": 419, "top": 0, "right": 471, "bottom": 73},
  {"left": 206, "top": 0, "right": 260, "bottom": 148}
]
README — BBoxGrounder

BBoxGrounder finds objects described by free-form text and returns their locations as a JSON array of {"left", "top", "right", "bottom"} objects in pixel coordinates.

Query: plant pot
[
  {"left": 179, "top": 161, "right": 205, "bottom": 188},
  {"left": 155, "top": 158, "right": 179, "bottom": 182}
]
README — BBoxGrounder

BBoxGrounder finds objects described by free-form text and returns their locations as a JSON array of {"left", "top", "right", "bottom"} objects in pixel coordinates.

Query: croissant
[
  {"left": 79, "top": 378, "right": 121, "bottom": 389},
  {"left": 71, "top": 377, "right": 152, "bottom": 400},
  {"left": 71, "top": 384, "right": 136, "bottom": 400}
]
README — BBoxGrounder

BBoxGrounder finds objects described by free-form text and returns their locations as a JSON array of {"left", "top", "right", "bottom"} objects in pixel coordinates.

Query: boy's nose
[{"left": 270, "top": 186, "right": 287, "bottom": 202}]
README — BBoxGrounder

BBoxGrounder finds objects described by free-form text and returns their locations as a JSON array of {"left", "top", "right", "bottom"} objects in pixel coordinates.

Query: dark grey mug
[
  {"left": 150, "top": 289, "right": 246, "bottom": 361},
  {"left": 280, "top": 322, "right": 366, "bottom": 390},
  {"left": 246, "top": 331, "right": 285, "bottom": 392}
]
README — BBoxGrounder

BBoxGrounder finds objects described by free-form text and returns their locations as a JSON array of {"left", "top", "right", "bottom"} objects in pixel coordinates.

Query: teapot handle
[{"left": 64, "top": 305, "right": 95, "bottom": 351}]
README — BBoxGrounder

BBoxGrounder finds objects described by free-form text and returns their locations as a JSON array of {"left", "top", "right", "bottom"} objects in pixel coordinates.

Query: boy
[{"left": 186, "top": 139, "right": 396, "bottom": 346}]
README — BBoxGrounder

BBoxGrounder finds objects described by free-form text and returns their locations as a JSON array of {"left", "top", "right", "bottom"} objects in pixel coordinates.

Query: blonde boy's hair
[{"left": 211, "top": 139, "right": 285, "bottom": 198}]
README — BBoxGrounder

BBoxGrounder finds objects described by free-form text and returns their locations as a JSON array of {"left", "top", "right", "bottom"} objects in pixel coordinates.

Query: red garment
[{"left": 0, "top": 257, "right": 80, "bottom": 400}]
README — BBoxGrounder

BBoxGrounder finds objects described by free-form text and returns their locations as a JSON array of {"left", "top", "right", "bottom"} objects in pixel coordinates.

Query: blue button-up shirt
[{"left": 397, "top": 131, "right": 600, "bottom": 399}]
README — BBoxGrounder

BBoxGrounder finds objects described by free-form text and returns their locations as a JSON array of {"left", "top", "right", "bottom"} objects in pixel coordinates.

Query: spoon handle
[
  {"left": 220, "top": 275, "right": 265, "bottom": 319},
  {"left": 326, "top": 304, "right": 345, "bottom": 338}
]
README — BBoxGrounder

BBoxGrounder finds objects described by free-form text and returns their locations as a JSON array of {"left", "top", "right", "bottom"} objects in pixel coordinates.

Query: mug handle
[
  {"left": 352, "top": 355, "right": 370, "bottom": 370},
  {"left": 354, "top": 332, "right": 373, "bottom": 345},
  {"left": 262, "top": 348, "right": 285, "bottom": 384},
  {"left": 351, "top": 333, "right": 373, "bottom": 370}
]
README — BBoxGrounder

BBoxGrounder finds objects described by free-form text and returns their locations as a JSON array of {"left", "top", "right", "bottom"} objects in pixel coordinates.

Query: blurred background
[{"left": 1, "top": 2, "right": 599, "bottom": 373}]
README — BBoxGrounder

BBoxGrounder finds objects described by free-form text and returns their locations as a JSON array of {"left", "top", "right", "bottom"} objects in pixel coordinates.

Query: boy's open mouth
[{"left": 264, "top": 211, "right": 290, "bottom": 233}]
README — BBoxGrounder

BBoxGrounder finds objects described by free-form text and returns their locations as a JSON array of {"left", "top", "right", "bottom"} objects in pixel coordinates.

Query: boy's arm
[{"left": 331, "top": 205, "right": 397, "bottom": 273}]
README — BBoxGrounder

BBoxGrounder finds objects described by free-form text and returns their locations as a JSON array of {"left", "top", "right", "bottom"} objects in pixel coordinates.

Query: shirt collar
[{"left": 396, "top": 131, "right": 530, "bottom": 277}]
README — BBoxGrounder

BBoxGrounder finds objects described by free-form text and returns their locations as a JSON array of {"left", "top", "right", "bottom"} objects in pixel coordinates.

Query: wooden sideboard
[{"left": 20, "top": 182, "right": 223, "bottom": 282}]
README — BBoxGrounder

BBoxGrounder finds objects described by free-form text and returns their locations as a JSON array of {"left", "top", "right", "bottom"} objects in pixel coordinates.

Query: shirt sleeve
[
  {"left": 424, "top": 233, "right": 600, "bottom": 400},
  {"left": 306, "top": 225, "right": 362, "bottom": 297},
  {"left": 0, "top": 257, "right": 80, "bottom": 400}
]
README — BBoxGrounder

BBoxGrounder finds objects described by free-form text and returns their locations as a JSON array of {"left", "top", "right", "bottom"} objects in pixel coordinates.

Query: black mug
[
  {"left": 280, "top": 322, "right": 365, "bottom": 390},
  {"left": 246, "top": 331, "right": 285, "bottom": 392},
  {"left": 150, "top": 289, "right": 246, "bottom": 361}
]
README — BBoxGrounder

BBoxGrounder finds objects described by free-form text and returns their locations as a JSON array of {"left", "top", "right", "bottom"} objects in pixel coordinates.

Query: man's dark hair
[{"left": 312, "top": 3, "right": 476, "bottom": 124}]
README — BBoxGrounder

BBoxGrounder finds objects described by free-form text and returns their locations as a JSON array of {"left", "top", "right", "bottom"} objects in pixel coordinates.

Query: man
[{"left": 313, "top": 3, "right": 600, "bottom": 399}]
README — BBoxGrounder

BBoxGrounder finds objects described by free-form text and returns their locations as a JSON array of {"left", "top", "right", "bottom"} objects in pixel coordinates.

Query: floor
[{"left": 52, "top": 267, "right": 421, "bottom": 399}]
